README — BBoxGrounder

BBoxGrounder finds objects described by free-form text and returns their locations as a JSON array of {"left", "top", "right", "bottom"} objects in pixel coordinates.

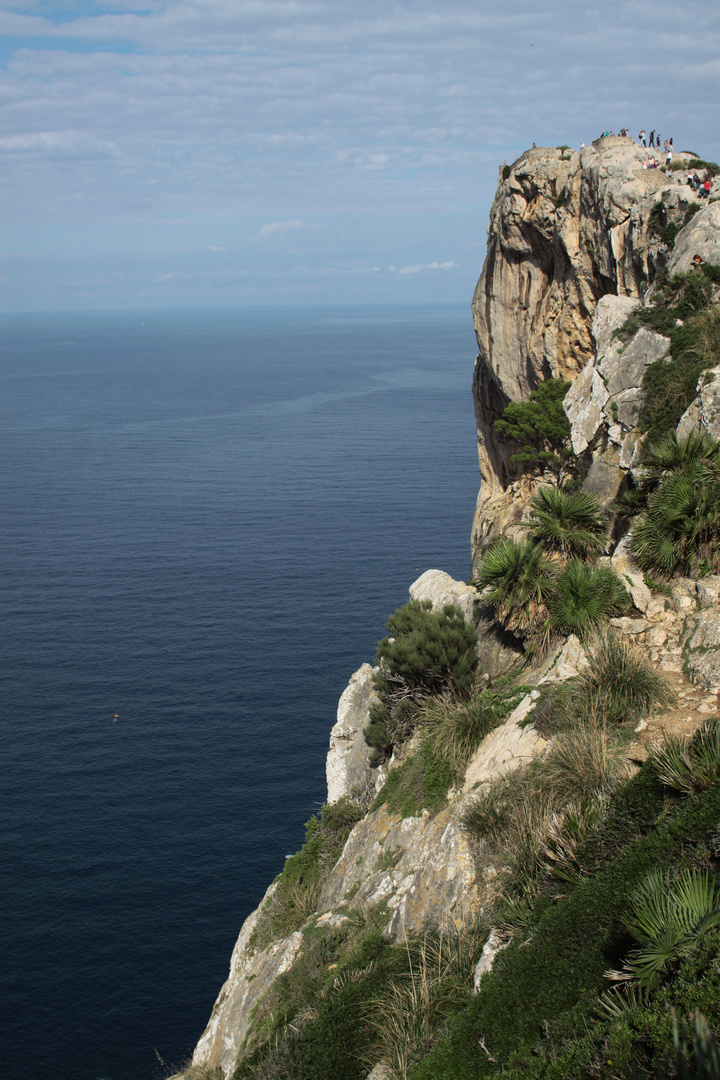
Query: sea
[{"left": 1, "top": 303, "right": 480, "bottom": 1080}]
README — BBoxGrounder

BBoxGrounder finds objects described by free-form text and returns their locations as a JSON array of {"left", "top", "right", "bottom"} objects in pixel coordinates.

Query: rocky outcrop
[
  {"left": 469, "top": 139, "right": 719, "bottom": 562},
  {"left": 471, "top": 137, "right": 674, "bottom": 553},
  {"left": 409, "top": 568, "right": 478, "bottom": 620},
  {"left": 326, "top": 663, "right": 381, "bottom": 804}
]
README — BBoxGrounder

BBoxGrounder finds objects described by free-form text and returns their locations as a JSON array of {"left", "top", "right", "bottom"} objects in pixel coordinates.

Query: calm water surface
[{"left": 1, "top": 304, "right": 479, "bottom": 1079}]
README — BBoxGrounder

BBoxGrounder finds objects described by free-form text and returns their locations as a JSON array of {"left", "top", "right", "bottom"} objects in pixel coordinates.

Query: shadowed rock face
[{"left": 471, "top": 137, "right": 671, "bottom": 558}]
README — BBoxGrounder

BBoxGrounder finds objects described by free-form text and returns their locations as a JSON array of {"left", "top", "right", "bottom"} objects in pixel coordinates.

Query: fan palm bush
[
  {"left": 545, "top": 560, "right": 628, "bottom": 639},
  {"left": 651, "top": 720, "right": 720, "bottom": 796},
  {"left": 522, "top": 485, "right": 608, "bottom": 558},
  {"left": 474, "top": 538, "right": 554, "bottom": 638},
  {"left": 630, "top": 457, "right": 720, "bottom": 577},
  {"left": 607, "top": 868, "right": 720, "bottom": 990}
]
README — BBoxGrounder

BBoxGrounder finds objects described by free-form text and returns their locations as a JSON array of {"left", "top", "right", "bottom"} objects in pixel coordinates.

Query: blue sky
[{"left": 1, "top": 0, "right": 719, "bottom": 310}]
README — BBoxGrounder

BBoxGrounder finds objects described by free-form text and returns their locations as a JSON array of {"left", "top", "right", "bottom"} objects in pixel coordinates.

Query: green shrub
[
  {"left": 252, "top": 798, "right": 363, "bottom": 947},
  {"left": 502, "top": 164, "right": 511, "bottom": 180},
  {"left": 522, "top": 485, "right": 608, "bottom": 559},
  {"left": 367, "top": 601, "right": 479, "bottom": 757},
  {"left": 631, "top": 271, "right": 720, "bottom": 441},
  {"left": 411, "top": 771, "right": 720, "bottom": 1080},
  {"left": 494, "top": 378, "right": 576, "bottom": 483},
  {"left": 630, "top": 455, "right": 720, "bottom": 578}
]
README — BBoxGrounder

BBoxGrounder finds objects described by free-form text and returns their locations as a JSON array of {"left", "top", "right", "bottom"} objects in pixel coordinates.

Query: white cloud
[{"left": 252, "top": 220, "right": 306, "bottom": 241}]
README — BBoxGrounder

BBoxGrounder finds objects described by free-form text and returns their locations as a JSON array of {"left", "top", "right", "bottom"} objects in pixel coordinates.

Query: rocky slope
[{"left": 470, "top": 136, "right": 719, "bottom": 568}]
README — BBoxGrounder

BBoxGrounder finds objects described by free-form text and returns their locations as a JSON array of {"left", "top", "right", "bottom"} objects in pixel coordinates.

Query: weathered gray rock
[
  {"left": 686, "top": 650, "right": 720, "bottom": 693},
  {"left": 609, "top": 617, "right": 652, "bottom": 635},
  {"left": 326, "top": 663, "right": 379, "bottom": 804},
  {"left": 668, "top": 202, "right": 720, "bottom": 275},
  {"left": 671, "top": 578, "right": 698, "bottom": 615},
  {"left": 592, "top": 294, "right": 642, "bottom": 356},
  {"left": 318, "top": 803, "right": 481, "bottom": 940},
  {"left": 462, "top": 692, "right": 546, "bottom": 793},
  {"left": 610, "top": 534, "right": 655, "bottom": 614},
  {"left": 191, "top": 883, "right": 304, "bottom": 1078},
  {"left": 581, "top": 443, "right": 624, "bottom": 508},
  {"left": 600, "top": 327, "right": 670, "bottom": 429},
  {"left": 564, "top": 361, "right": 608, "bottom": 455},
  {"left": 697, "top": 366, "right": 720, "bottom": 439},
  {"left": 685, "top": 609, "right": 720, "bottom": 651},
  {"left": 366, "top": 1065, "right": 393, "bottom": 1080},
  {"left": 677, "top": 396, "right": 703, "bottom": 442},
  {"left": 473, "top": 929, "right": 509, "bottom": 990},
  {"left": 537, "top": 634, "right": 590, "bottom": 683},
  {"left": 409, "top": 569, "right": 478, "bottom": 621},
  {"left": 474, "top": 608, "right": 524, "bottom": 678},
  {"left": 697, "top": 576, "right": 720, "bottom": 609}
]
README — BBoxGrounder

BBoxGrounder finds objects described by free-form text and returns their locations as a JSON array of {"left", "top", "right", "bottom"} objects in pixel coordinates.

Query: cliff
[
  {"left": 470, "top": 136, "right": 718, "bottom": 567},
  {"left": 180, "top": 139, "right": 720, "bottom": 1080}
]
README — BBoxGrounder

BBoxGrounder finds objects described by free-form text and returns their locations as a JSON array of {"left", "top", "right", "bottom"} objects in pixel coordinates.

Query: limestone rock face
[
  {"left": 473, "top": 929, "right": 509, "bottom": 990},
  {"left": 471, "top": 137, "right": 670, "bottom": 558},
  {"left": 668, "top": 203, "right": 720, "bottom": 275},
  {"left": 319, "top": 802, "right": 481, "bottom": 940},
  {"left": 326, "top": 663, "right": 379, "bottom": 804},
  {"left": 462, "top": 692, "right": 545, "bottom": 793},
  {"left": 683, "top": 608, "right": 720, "bottom": 692},
  {"left": 191, "top": 883, "right": 303, "bottom": 1078}
]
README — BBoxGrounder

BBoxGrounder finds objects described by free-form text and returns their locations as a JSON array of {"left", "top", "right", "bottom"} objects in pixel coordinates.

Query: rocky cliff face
[
  {"left": 183, "top": 140, "right": 720, "bottom": 1080},
  {"left": 470, "top": 136, "right": 710, "bottom": 566}
]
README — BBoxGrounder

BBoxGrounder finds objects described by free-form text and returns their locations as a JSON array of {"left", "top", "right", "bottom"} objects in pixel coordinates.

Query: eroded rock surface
[{"left": 326, "top": 663, "right": 380, "bottom": 804}]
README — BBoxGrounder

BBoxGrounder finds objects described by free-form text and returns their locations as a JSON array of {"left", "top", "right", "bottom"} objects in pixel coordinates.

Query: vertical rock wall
[{"left": 471, "top": 136, "right": 672, "bottom": 562}]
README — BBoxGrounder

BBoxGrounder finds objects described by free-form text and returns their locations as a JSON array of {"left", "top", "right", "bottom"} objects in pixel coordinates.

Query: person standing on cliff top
[
  {"left": 639, "top": 130, "right": 646, "bottom": 146},
  {"left": 649, "top": 130, "right": 655, "bottom": 146}
]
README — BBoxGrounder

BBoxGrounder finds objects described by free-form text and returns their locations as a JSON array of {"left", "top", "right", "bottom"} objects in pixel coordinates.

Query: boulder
[
  {"left": 609, "top": 617, "right": 652, "bottom": 635},
  {"left": 326, "top": 664, "right": 379, "bottom": 804},
  {"left": 668, "top": 202, "right": 720, "bottom": 275},
  {"left": 671, "top": 578, "right": 698, "bottom": 615},
  {"left": 409, "top": 569, "right": 478, "bottom": 621}
]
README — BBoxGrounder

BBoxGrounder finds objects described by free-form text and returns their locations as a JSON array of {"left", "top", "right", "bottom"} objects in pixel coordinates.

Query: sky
[{"left": 1, "top": 0, "right": 719, "bottom": 311}]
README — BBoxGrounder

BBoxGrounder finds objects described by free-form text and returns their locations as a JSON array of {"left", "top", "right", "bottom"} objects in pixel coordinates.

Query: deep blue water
[{"left": 1, "top": 304, "right": 479, "bottom": 1080}]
